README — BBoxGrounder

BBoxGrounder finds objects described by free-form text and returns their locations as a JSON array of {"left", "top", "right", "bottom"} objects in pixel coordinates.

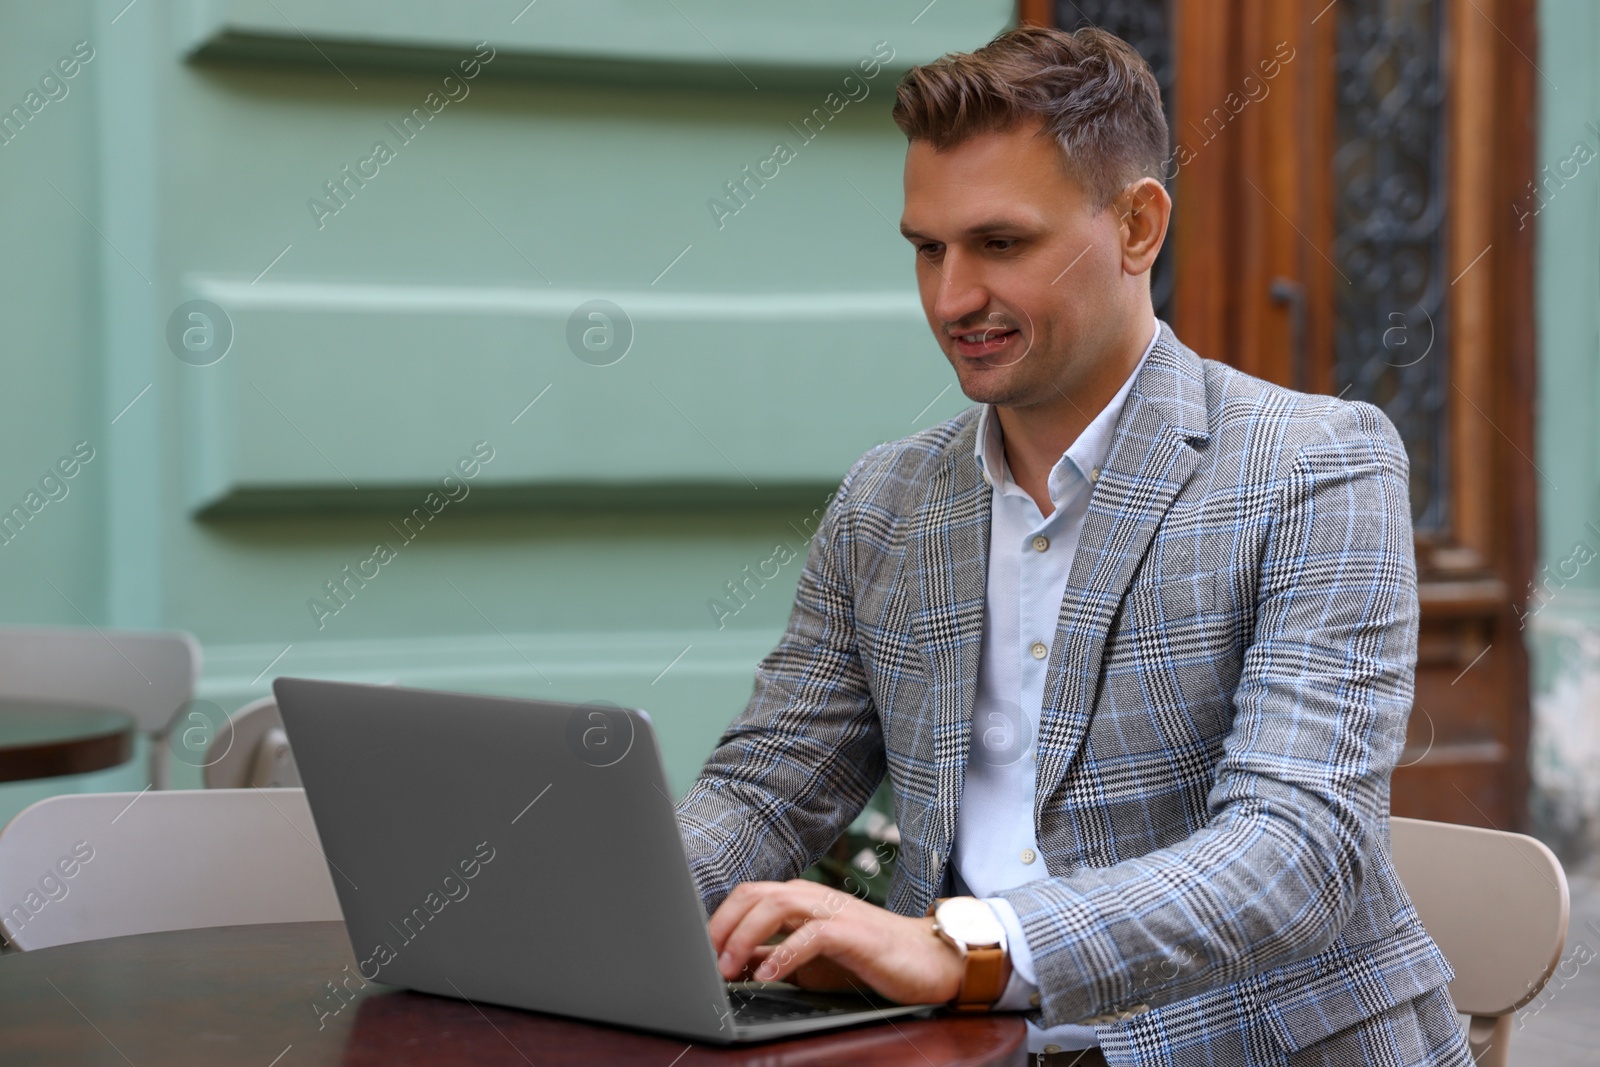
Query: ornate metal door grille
[{"left": 1331, "top": 0, "right": 1451, "bottom": 532}]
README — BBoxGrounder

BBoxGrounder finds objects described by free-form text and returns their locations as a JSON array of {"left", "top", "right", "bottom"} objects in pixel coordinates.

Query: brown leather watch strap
[{"left": 948, "top": 943, "right": 1010, "bottom": 1012}]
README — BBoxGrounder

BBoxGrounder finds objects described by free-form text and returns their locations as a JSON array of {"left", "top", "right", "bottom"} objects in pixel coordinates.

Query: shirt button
[
  {"left": 1090, "top": 467, "right": 1101, "bottom": 482},
  {"left": 1044, "top": 1045, "right": 1061, "bottom": 1055},
  {"left": 1030, "top": 642, "right": 1048, "bottom": 660},
  {"left": 1030, "top": 992, "right": 1041, "bottom": 1008},
  {"left": 1020, "top": 848, "right": 1036, "bottom": 864},
  {"left": 1031, "top": 535, "right": 1049, "bottom": 552}
]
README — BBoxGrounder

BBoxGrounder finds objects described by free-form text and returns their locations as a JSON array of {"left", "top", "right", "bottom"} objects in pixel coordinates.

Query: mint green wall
[
  {"left": 0, "top": 5, "right": 133, "bottom": 821},
  {"left": 1534, "top": 0, "right": 1599, "bottom": 556},
  {"left": 0, "top": 0, "right": 1013, "bottom": 822},
  {"left": 0, "top": 6, "right": 106, "bottom": 623},
  {"left": 1528, "top": 0, "right": 1600, "bottom": 862}
]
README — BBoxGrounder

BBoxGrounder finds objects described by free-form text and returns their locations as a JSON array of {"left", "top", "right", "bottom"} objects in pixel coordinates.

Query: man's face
[{"left": 900, "top": 120, "right": 1146, "bottom": 410}]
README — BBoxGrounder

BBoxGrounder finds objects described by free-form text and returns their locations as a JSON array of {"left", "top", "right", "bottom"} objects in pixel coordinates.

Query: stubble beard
[{"left": 950, "top": 349, "right": 1054, "bottom": 410}]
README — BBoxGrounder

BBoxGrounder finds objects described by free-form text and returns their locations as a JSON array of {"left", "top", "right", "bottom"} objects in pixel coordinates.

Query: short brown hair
[{"left": 891, "top": 25, "right": 1169, "bottom": 210}]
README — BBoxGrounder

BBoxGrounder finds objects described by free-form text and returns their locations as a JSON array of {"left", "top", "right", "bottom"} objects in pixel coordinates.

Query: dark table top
[
  {"left": 0, "top": 921, "right": 1028, "bottom": 1066},
  {"left": 0, "top": 699, "right": 135, "bottom": 783}
]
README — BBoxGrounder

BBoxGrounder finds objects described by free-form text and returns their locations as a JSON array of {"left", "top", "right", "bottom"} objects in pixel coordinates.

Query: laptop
[{"left": 272, "top": 676, "right": 933, "bottom": 1043}]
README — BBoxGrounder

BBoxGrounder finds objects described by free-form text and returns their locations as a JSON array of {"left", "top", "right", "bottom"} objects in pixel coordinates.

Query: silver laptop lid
[{"left": 272, "top": 677, "right": 736, "bottom": 1042}]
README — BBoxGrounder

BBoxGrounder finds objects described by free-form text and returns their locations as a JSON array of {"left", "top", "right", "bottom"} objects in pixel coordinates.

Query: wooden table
[
  {"left": 0, "top": 700, "right": 135, "bottom": 783},
  {"left": 0, "top": 922, "right": 1027, "bottom": 1066}
]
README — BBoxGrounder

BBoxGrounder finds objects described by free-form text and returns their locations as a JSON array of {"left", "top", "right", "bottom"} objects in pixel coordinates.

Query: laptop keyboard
[{"left": 726, "top": 983, "right": 890, "bottom": 1024}]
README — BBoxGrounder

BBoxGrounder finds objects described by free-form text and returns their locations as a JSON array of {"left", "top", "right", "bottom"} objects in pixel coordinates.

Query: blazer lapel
[
  {"left": 902, "top": 415, "right": 990, "bottom": 869},
  {"left": 1033, "top": 323, "right": 1212, "bottom": 814}
]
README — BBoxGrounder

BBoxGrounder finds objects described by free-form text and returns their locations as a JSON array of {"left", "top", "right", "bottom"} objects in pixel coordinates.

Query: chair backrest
[
  {"left": 1390, "top": 816, "right": 1569, "bottom": 1064},
  {"left": 203, "top": 697, "right": 302, "bottom": 789},
  {"left": 0, "top": 627, "right": 201, "bottom": 734},
  {"left": 0, "top": 627, "right": 202, "bottom": 788},
  {"left": 0, "top": 788, "right": 341, "bottom": 951}
]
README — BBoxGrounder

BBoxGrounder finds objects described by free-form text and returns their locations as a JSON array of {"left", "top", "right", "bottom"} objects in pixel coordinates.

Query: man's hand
[{"left": 707, "top": 879, "right": 964, "bottom": 1005}]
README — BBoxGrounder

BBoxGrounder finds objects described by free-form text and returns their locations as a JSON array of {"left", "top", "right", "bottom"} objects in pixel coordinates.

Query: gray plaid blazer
[{"left": 677, "top": 321, "right": 1472, "bottom": 1065}]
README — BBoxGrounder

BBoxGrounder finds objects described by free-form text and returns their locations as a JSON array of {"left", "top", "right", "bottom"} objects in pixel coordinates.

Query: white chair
[
  {"left": 0, "top": 626, "right": 202, "bottom": 789},
  {"left": 1390, "top": 816, "right": 1571, "bottom": 1067},
  {"left": 202, "top": 697, "right": 301, "bottom": 789},
  {"left": 0, "top": 788, "right": 341, "bottom": 951}
]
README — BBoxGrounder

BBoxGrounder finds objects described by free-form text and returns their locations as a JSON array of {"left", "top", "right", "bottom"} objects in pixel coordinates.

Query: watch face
[{"left": 935, "top": 897, "right": 1005, "bottom": 947}]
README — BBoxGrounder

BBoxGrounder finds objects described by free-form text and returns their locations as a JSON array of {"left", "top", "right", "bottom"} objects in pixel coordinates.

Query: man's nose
[{"left": 932, "top": 252, "right": 990, "bottom": 327}]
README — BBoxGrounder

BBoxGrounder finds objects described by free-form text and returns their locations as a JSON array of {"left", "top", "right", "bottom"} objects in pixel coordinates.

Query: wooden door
[{"left": 1024, "top": 0, "right": 1539, "bottom": 829}]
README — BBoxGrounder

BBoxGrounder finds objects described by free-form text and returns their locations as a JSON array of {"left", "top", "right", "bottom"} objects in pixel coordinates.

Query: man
[{"left": 675, "top": 25, "right": 1473, "bottom": 1067}]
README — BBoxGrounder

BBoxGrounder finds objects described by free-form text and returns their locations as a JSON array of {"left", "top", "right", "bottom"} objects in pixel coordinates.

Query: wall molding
[
  {"left": 179, "top": 0, "right": 1013, "bottom": 90},
  {"left": 178, "top": 276, "right": 945, "bottom": 514},
  {"left": 97, "top": 0, "right": 164, "bottom": 627},
  {"left": 193, "top": 278, "right": 923, "bottom": 319},
  {"left": 198, "top": 626, "right": 779, "bottom": 696},
  {"left": 191, "top": 627, "right": 782, "bottom": 791}
]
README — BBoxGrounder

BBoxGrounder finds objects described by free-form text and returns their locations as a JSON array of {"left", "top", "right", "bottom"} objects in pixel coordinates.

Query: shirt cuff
[{"left": 982, "top": 896, "right": 1039, "bottom": 1011}]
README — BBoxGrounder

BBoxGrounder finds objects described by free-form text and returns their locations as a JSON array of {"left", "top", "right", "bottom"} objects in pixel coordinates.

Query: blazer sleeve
[
  {"left": 674, "top": 449, "right": 888, "bottom": 915},
  {"left": 994, "top": 401, "right": 1421, "bottom": 1029}
]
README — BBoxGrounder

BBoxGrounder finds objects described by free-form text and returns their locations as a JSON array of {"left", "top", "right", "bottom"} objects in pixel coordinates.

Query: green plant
[{"left": 800, "top": 778, "right": 900, "bottom": 907}]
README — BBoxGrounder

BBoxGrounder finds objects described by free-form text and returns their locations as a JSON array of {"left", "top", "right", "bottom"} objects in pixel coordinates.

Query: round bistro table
[
  {"left": 0, "top": 921, "right": 1028, "bottom": 1066},
  {"left": 0, "top": 700, "right": 136, "bottom": 783}
]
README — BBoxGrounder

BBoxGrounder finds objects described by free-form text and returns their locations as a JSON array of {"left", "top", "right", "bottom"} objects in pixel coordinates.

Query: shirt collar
[{"left": 974, "top": 315, "right": 1160, "bottom": 503}]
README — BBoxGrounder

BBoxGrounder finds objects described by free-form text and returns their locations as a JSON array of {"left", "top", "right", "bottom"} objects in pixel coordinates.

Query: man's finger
[
  {"left": 752, "top": 917, "right": 835, "bottom": 983},
  {"left": 717, "top": 893, "right": 806, "bottom": 979},
  {"left": 783, "top": 954, "right": 863, "bottom": 992},
  {"left": 707, "top": 881, "right": 778, "bottom": 957}
]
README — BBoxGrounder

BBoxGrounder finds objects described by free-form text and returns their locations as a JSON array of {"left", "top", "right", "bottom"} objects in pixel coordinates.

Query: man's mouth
[{"left": 951, "top": 328, "right": 1021, "bottom": 359}]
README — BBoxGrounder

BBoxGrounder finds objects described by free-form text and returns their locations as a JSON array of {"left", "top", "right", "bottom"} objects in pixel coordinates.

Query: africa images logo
[{"left": 565, "top": 700, "right": 635, "bottom": 768}]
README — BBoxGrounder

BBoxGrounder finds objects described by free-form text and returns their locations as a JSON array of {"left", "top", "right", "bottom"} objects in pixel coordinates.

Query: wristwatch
[{"left": 927, "top": 896, "right": 1013, "bottom": 1011}]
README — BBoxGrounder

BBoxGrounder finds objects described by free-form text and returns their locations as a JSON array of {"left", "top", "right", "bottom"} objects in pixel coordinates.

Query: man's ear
[{"left": 1115, "top": 177, "right": 1171, "bottom": 277}]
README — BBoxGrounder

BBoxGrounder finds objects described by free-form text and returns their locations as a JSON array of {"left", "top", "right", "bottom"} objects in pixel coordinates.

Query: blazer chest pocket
[{"left": 1125, "top": 570, "right": 1222, "bottom": 622}]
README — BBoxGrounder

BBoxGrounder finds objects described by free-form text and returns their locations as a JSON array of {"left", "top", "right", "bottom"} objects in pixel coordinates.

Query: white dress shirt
[{"left": 950, "top": 317, "right": 1159, "bottom": 1052}]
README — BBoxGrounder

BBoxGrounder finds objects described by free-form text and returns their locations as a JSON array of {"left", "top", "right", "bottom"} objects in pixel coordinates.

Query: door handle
[{"left": 1269, "top": 276, "right": 1307, "bottom": 392}]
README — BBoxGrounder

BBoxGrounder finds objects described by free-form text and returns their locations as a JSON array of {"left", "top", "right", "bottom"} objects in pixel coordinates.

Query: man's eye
[
  {"left": 918, "top": 244, "right": 943, "bottom": 257},
  {"left": 988, "top": 238, "right": 1017, "bottom": 252}
]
